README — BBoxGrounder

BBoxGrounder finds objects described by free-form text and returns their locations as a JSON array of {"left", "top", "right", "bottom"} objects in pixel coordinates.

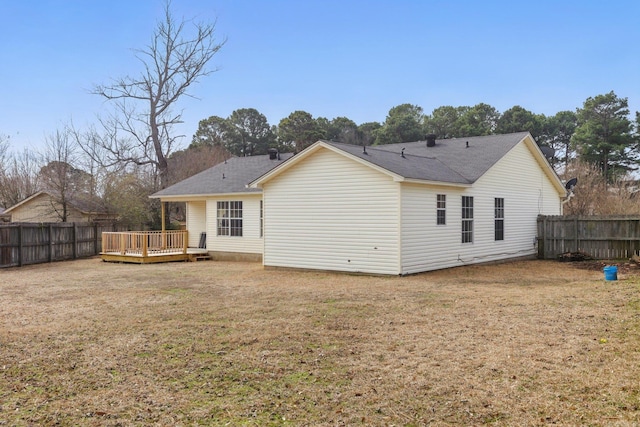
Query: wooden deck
[{"left": 101, "top": 231, "right": 211, "bottom": 264}]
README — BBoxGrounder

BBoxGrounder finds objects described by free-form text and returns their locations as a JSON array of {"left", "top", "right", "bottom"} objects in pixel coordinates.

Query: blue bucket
[{"left": 603, "top": 265, "right": 618, "bottom": 281}]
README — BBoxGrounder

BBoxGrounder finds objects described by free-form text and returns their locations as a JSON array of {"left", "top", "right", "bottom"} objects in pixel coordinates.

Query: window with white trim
[
  {"left": 436, "top": 194, "right": 446, "bottom": 225},
  {"left": 495, "top": 198, "right": 504, "bottom": 241},
  {"left": 461, "top": 196, "right": 473, "bottom": 243},
  {"left": 217, "top": 201, "right": 243, "bottom": 236}
]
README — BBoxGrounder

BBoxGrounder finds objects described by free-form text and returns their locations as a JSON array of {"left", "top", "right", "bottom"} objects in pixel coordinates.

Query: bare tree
[
  {"left": 39, "top": 129, "right": 90, "bottom": 222},
  {"left": 103, "top": 167, "right": 159, "bottom": 229},
  {"left": 562, "top": 160, "right": 640, "bottom": 216},
  {"left": 0, "top": 134, "right": 7, "bottom": 164},
  {"left": 91, "top": 1, "right": 225, "bottom": 189},
  {"left": 0, "top": 147, "right": 41, "bottom": 209},
  {"left": 167, "top": 144, "right": 227, "bottom": 185}
]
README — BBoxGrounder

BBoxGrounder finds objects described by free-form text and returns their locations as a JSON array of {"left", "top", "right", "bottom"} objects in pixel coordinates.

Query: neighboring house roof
[
  {"left": 251, "top": 132, "right": 566, "bottom": 195},
  {"left": 3, "top": 191, "right": 112, "bottom": 215},
  {"left": 151, "top": 153, "right": 295, "bottom": 199}
]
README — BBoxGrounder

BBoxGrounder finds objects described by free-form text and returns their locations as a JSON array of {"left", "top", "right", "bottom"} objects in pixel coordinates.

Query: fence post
[
  {"left": 94, "top": 223, "right": 99, "bottom": 255},
  {"left": 18, "top": 224, "right": 23, "bottom": 267},
  {"left": 48, "top": 224, "right": 53, "bottom": 263},
  {"left": 537, "top": 216, "right": 543, "bottom": 259},
  {"left": 73, "top": 223, "right": 78, "bottom": 259},
  {"left": 574, "top": 217, "right": 579, "bottom": 253}
]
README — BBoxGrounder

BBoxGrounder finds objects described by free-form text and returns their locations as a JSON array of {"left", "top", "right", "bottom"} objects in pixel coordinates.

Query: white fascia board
[
  {"left": 401, "top": 178, "right": 472, "bottom": 188},
  {"left": 521, "top": 133, "right": 567, "bottom": 196},
  {"left": 150, "top": 192, "right": 263, "bottom": 202}
]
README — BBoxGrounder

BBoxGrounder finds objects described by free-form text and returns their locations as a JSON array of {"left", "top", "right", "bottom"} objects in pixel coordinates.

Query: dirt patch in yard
[{"left": 1, "top": 258, "right": 639, "bottom": 426}]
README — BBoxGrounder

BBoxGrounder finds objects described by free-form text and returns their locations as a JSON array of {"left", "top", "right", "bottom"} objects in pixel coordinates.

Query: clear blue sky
[{"left": 1, "top": 0, "right": 638, "bottom": 152}]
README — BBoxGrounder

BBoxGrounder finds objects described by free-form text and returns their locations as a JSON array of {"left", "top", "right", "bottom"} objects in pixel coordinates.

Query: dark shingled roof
[
  {"left": 324, "top": 132, "right": 530, "bottom": 184},
  {"left": 155, "top": 133, "right": 533, "bottom": 197},
  {"left": 324, "top": 142, "right": 471, "bottom": 184},
  {"left": 152, "top": 153, "right": 295, "bottom": 197}
]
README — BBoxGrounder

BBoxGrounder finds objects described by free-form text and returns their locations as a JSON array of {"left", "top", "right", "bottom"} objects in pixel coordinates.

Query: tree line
[
  {"left": 194, "top": 91, "right": 639, "bottom": 182},
  {"left": 1, "top": 2, "right": 639, "bottom": 228}
]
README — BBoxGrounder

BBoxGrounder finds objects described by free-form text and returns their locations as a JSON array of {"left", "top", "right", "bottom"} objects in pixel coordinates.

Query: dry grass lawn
[{"left": 1, "top": 258, "right": 639, "bottom": 426}]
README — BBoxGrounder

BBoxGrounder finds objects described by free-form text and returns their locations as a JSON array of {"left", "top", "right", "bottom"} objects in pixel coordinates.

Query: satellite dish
[
  {"left": 565, "top": 177, "right": 578, "bottom": 191},
  {"left": 540, "top": 145, "right": 555, "bottom": 161}
]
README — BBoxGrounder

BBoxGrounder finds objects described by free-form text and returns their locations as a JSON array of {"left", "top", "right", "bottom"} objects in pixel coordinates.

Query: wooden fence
[
  {"left": 0, "top": 223, "right": 121, "bottom": 268},
  {"left": 537, "top": 215, "right": 640, "bottom": 259}
]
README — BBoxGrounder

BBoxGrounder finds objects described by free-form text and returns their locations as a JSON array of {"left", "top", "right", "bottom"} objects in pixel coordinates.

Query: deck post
[
  {"left": 183, "top": 230, "right": 188, "bottom": 254},
  {"left": 161, "top": 202, "right": 166, "bottom": 232},
  {"left": 142, "top": 232, "right": 148, "bottom": 258},
  {"left": 119, "top": 232, "right": 126, "bottom": 255},
  {"left": 161, "top": 202, "right": 167, "bottom": 249}
]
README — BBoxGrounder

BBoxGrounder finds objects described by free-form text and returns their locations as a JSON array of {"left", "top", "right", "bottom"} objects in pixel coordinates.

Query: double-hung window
[
  {"left": 217, "top": 201, "right": 243, "bottom": 236},
  {"left": 436, "top": 194, "right": 446, "bottom": 225},
  {"left": 461, "top": 196, "right": 473, "bottom": 243},
  {"left": 495, "top": 198, "right": 504, "bottom": 241}
]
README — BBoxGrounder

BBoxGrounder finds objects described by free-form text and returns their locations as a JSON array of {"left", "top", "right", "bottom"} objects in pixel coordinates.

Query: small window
[
  {"left": 436, "top": 194, "right": 446, "bottom": 225},
  {"left": 495, "top": 198, "right": 504, "bottom": 241},
  {"left": 217, "top": 201, "right": 243, "bottom": 237},
  {"left": 462, "top": 196, "right": 473, "bottom": 243}
]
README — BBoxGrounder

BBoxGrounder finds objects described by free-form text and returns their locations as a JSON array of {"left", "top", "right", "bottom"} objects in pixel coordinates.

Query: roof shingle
[
  {"left": 325, "top": 132, "right": 529, "bottom": 184},
  {"left": 155, "top": 132, "right": 533, "bottom": 197},
  {"left": 152, "top": 153, "right": 294, "bottom": 197}
]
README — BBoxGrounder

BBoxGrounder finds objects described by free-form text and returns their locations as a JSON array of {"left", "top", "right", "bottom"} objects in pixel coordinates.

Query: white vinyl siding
[
  {"left": 205, "top": 195, "right": 263, "bottom": 254},
  {"left": 401, "top": 184, "right": 465, "bottom": 273},
  {"left": 400, "top": 141, "right": 562, "bottom": 274},
  {"left": 263, "top": 148, "right": 400, "bottom": 275},
  {"left": 186, "top": 201, "right": 206, "bottom": 247}
]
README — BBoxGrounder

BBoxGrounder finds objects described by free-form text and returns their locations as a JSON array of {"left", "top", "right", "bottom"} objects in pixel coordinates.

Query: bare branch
[{"left": 87, "top": 0, "right": 225, "bottom": 189}]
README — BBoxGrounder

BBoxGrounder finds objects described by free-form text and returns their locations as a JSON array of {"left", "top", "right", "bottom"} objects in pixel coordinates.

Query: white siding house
[
  {"left": 153, "top": 132, "right": 566, "bottom": 274},
  {"left": 250, "top": 132, "right": 565, "bottom": 275}
]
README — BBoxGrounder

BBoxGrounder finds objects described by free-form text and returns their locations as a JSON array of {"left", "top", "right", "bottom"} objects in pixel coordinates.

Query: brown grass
[{"left": 1, "top": 258, "right": 639, "bottom": 426}]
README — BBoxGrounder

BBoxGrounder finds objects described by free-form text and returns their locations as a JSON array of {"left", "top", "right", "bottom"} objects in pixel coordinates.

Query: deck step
[{"left": 190, "top": 255, "right": 212, "bottom": 262}]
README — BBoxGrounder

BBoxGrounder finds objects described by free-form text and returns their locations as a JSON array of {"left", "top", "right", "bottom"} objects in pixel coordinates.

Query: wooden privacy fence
[
  {"left": 0, "top": 223, "right": 119, "bottom": 268},
  {"left": 537, "top": 215, "right": 640, "bottom": 260}
]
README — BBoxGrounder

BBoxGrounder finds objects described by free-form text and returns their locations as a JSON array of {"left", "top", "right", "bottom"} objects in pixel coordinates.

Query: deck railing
[{"left": 101, "top": 230, "right": 188, "bottom": 257}]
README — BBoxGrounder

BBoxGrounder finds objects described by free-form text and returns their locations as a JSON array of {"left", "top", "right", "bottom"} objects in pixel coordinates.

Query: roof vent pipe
[
  {"left": 426, "top": 134, "right": 437, "bottom": 147},
  {"left": 268, "top": 148, "right": 278, "bottom": 160}
]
